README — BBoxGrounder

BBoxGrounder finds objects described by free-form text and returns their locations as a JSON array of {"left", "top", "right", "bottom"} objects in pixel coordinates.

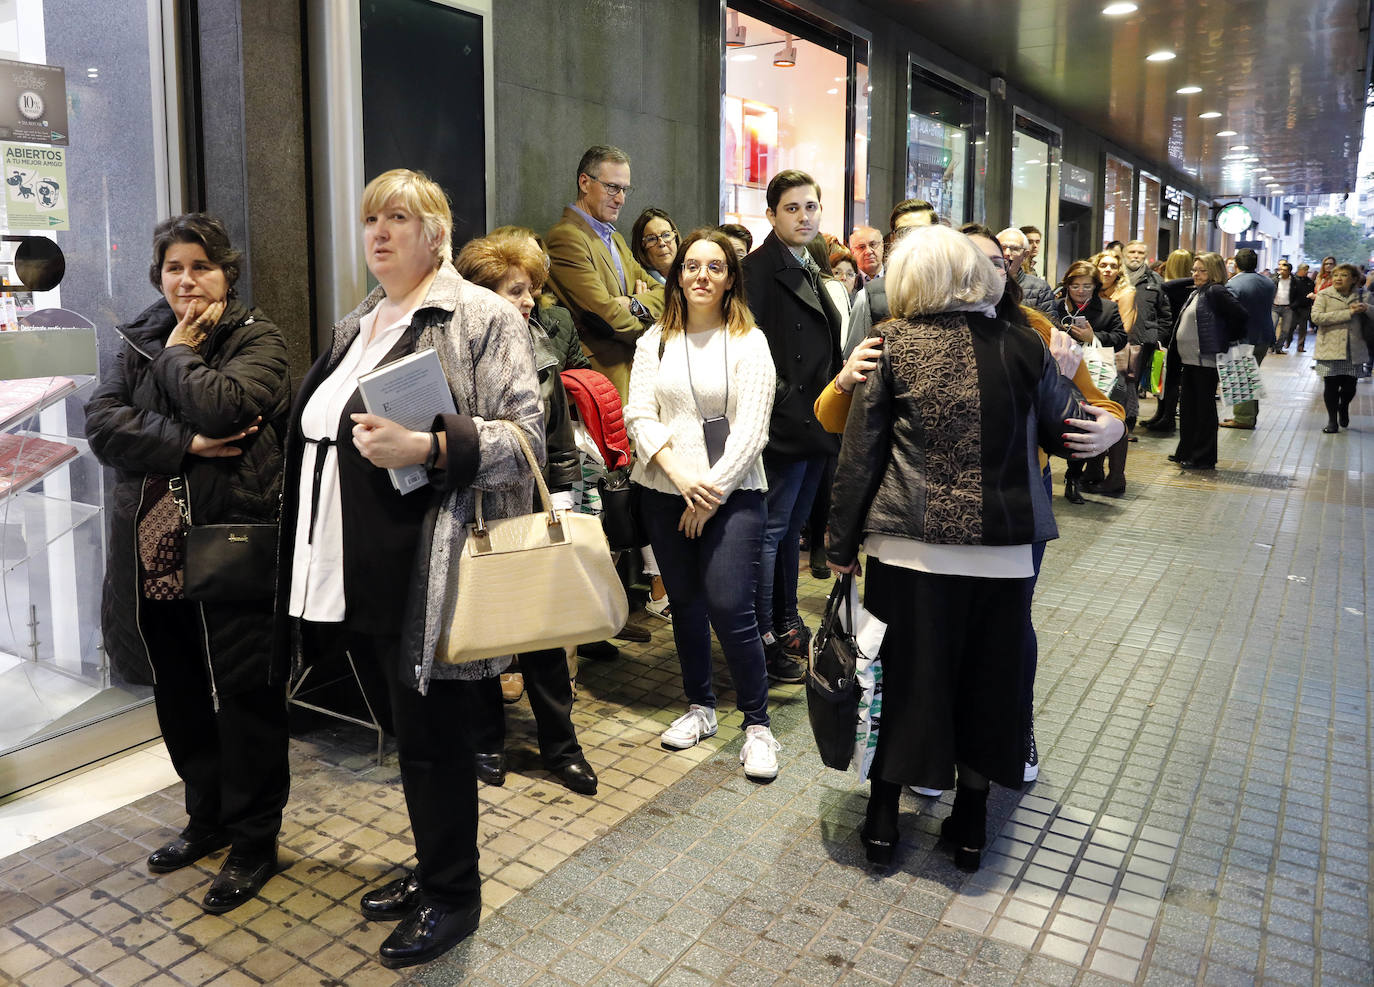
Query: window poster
[{"left": 2, "top": 143, "right": 69, "bottom": 230}]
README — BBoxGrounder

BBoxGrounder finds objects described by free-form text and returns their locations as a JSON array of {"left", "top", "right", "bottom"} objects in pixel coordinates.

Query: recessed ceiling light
[
  {"left": 1146, "top": 50, "right": 1176, "bottom": 62},
  {"left": 1102, "top": 2, "right": 1138, "bottom": 14},
  {"left": 1215, "top": 130, "right": 1237, "bottom": 137},
  {"left": 1231, "top": 144, "right": 1250, "bottom": 151},
  {"left": 1199, "top": 111, "right": 1222, "bottom": 119},
  {"left": 1176, "top": 85, "right": 1202, "bottom": 94}
]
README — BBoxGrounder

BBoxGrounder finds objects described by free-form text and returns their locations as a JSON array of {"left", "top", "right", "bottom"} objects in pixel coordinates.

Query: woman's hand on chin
[{"left": 350, "top": 413, "right": 429, "bottom": 468}]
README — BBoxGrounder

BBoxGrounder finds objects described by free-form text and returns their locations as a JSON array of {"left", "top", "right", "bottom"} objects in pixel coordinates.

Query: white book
[{"left": 356, "top": 347, "right": 457, "bottom": 494}]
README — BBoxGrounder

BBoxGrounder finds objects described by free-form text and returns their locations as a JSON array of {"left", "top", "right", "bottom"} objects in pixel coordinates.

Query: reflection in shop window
[
  {"left": 1103, "top": 155, "right": 1134, "bottom": 248},
  {"left": 906, "top": 66, "right": 985, "bottom": 227},
  {"left": 722, "top": 6, "right": 862, "bottom": 246}
]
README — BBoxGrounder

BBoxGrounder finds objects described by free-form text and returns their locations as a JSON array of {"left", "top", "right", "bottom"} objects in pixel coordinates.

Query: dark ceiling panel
[{"left": 864, "top": 0, "right": 1372, "bottom": 195}]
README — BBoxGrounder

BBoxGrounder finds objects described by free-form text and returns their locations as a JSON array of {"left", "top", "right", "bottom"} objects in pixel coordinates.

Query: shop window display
[
  {"left": 1103, "top": 154, "right": 1134, "bottom": 248},
  {"left": 906, "top": 65, "right": 985, "bottom": 227}
]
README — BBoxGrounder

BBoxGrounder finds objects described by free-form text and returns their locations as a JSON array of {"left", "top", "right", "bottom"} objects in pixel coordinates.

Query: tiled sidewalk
[{"left": 0, "top": 352, "right": 1368, "bottom": 985}]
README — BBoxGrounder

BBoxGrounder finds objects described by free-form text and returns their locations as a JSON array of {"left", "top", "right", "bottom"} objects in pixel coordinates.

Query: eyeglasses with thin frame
[
  {"left": 642, "top": 231, "right": 677, "bottom": 249},
  {"left": 584, "top": 174, "right": 633, "bottom": 198},
  {"left": 682, "top": 259, "right": 728, "bottom": 278}
]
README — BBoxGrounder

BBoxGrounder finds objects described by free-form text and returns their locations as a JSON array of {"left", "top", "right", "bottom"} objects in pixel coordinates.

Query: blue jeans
[
  {"left": 1024, "top": 466, "right": 1053, "bottom": 724},
  {"left": 641, "top": 488, "right": 770, "bottom": 727},
  {"left": 757, "top": 454, "right": 828, "bottom": 637}
]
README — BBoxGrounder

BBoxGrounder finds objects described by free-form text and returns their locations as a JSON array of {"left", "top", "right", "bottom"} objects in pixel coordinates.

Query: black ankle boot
[
  {"left": 860, "top": 780, "right": 900, "bottom": 868},
  {"left": 1063, "top": 476, "right": 1085, "bottom": 505},
  {"left": 940, "top": 784, "right": 988, "bottom": 872}
]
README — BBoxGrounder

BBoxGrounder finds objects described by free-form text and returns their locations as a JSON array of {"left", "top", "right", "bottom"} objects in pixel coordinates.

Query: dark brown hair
[
  {"left": 149, "top": 213, "right": 241, "bottom": 294},
  {"left": 658, "top": 229, "right": 752, "bottom": 339}
]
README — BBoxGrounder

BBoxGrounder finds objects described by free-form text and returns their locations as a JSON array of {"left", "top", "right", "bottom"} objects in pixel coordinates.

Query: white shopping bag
[{"left": 845, "top": 576, "right": 888, "bottom": 781}]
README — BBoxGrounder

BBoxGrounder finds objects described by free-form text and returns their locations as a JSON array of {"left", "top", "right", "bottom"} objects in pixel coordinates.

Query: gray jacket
[{"left": 1016, "top": 270, "right": 1056, "bottom": 318}]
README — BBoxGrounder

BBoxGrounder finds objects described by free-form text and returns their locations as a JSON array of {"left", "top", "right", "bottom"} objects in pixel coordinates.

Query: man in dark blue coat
[{"left": 1224, "top": 247, "right": 1277, "bottom": 429}]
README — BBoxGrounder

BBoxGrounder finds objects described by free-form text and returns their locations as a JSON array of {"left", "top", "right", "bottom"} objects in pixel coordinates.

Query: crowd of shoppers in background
[{"left": 82, "top": 139, "right": 1367, "bottom": 972}]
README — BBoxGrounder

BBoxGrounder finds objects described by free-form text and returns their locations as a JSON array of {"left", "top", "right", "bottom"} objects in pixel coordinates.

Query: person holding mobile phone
[{"left": 623, "top": 229, "right": 781, "bottom": 780}]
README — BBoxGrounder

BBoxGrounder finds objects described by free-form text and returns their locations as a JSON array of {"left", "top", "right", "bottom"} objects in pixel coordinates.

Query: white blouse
[
  {"left": 624, "top": 324, "right": 775, "bottom": 499},
  {"left": 288, "top": 306, "right": 416, "bottom": 622}
]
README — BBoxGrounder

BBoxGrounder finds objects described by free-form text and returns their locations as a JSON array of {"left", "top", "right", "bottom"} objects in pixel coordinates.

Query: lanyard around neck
[{"left": 683, "top": 328, "right": 728, "bottom": 420}]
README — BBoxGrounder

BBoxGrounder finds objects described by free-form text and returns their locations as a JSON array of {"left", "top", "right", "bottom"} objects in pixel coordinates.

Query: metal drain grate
[{"left": 939, "top": 794, "right": 1179, "bottom": 982}]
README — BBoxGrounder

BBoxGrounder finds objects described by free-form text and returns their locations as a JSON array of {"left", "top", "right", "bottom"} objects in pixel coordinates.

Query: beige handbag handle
[{"left": 473, "top": 420, "right": 557, "bottom": 534}]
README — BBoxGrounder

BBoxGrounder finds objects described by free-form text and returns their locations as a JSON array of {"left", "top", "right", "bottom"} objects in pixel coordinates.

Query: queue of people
[{"left": 83, "top": 142, "right": 1361, "bottom": 972}]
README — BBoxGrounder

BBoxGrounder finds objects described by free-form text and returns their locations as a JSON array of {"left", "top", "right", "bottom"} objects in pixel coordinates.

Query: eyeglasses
[
  {"left": 642, "top": 231, "right": 677, "bottom": 248},
  {"left": 584, "top": 174, "right": 633, "bottom": 198},
  {"left": 683, "top": 259, "right": 728, "bottom": 278}
]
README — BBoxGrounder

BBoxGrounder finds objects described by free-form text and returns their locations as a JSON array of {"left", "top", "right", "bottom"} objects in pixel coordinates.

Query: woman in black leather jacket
[
  {"left": 1054, "top": 261, "right": 1126, "bottom": 503},
  {"left": 86, "top": 213, "right": 292, "bottom": 915},
  {"left": 452, "top": 231, "right": 599, "bottom": 797},
  {"left": 828, "top": 226, "right": 1118, "bottom": 872}
]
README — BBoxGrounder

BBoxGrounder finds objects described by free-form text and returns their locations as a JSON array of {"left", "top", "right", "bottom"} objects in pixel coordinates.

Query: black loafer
[
  {"left": 379, "top": 901, "right": 481, "bottom": 969},
  {"left": 576, "top": 640, "right": 619, "bottom": 661},
  {"left": 201, "top": 848, "right": 277, "bottom": 914},
  {"left": 554, "top": 759, "right": 598, "bottom": 795},
  {"left": 147, "top": 831, "right": 229, "bottom": 874},
  {"left": 474, "top": 752, "right": 506, "bottom": 787},
  {"left": 361, "top": 871, "right": 422, "bottom": 920},
  {"left": 1063, "top": 478, "right": 1085, "bottom": 505}
]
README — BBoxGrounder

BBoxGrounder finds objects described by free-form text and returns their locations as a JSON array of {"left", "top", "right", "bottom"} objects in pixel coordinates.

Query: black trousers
[
  {"left": 304, "top": 621, "right": 480, "bottom": 908},
  {"left": 1175, "top": 363, "right": 1220, "bottom": 467},
  {"left": 459, "top": 648, "right": 582, "bottom": 769},
  {"left": 142, "top": 599, "right": 290, "bottom": 856}
]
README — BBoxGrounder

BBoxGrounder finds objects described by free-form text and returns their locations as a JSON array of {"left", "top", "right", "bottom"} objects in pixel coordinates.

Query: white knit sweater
[{"left": 625, "top": 323, "right": 775, "bottom": 498}]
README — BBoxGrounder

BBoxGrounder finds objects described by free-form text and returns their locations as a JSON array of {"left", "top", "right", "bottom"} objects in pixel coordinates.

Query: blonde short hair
[
  {"left": 886, "top": 224, "right": 1002, "bottom": 318},
  {"left": 359, "top": 168, "right": 453, "bottom": 264},
  {"left": 1195, "top": 252, "right": 1227, "bottom": 285}
]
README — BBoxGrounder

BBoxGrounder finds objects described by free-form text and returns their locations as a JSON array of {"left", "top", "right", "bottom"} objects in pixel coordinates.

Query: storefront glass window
[
  {"left": 723, "top": 6, "right": 857, "bottom": 247},
  {"left": 906, "top": 65, "right": 985, "bottom": 227},
  {"left": 0, "top": 0, "right": 171, "bottom": 791},
  {"left": 1010, "top": 113, "right": 1059, "bottom": 269},
  {"left": 1103, "top": 155, "right": 1133, "bottom": 247},
  {"left": 1136, "top": 171, "right": 1161, "bottom": 257},
  {"left": 1180, "top": 193, "right": 1196, "bottom": 255}
]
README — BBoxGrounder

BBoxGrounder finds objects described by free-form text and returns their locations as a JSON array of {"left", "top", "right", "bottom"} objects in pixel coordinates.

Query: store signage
[
  {"left": 0, "top": 59, "right": 68, "bottom": 146},
  {"left": 1060, "top": 163, "right": 1093, "bottom": 207},
  {"left": 1215, "top": 202, "right": 1253, "bottom": 235},
  {"left": 1162, "top": 185, "right": 1183, "bottom": 222},
  {"left": 2, "top": 143, "right": 69, "bottom": 230}
]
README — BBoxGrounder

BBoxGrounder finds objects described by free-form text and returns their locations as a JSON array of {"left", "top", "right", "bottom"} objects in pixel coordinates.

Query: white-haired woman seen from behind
[{"left": 827, "top": 225, "right": 1118, "bottom": 872}]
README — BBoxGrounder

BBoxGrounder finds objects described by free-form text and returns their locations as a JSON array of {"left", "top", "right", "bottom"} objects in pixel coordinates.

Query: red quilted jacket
[{"left": 559, "top": 368, "right": 631, "bottom": 471}]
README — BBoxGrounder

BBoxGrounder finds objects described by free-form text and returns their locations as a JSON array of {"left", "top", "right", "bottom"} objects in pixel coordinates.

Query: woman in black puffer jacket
[{"left": 86, "top": 213, "right": 292, "bottom": 916}]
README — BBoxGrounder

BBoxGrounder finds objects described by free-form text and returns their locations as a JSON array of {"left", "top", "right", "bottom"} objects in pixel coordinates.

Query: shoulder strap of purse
[{"left": 472, "top": 421, "right": 557, "bottom": 533}]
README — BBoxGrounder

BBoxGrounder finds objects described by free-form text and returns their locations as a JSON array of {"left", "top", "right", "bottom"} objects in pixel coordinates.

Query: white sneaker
[
  {"left": 644, "top": 594, "right": 672, "bottom": 621},
  {"left": 909, "top": 785, "right": 944, "bottom": 797},
  {"left": 660, "top": 705, "right": 717, "bottom": 749},
  {"left": 740, "top": 725, "right": 781, "bottom": 780}
]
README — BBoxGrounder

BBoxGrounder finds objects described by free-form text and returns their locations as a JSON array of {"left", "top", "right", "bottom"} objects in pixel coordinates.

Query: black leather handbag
[
  {"left": 598, "top": 466, "right": 649, "bottom": 552},
  {"left": 170, "top": 478, "right": 277, "bottom": 601},
  {"left": 806, "top": 575, "right": 860, "bottom": 770}
]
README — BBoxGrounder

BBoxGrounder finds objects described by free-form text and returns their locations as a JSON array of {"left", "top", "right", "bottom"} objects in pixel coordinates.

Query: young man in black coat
[{"left": 740, "top": 170, "right": 843, "bottom": 681}]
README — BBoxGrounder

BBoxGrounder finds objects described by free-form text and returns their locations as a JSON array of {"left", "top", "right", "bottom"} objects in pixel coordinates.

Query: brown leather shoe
[
  {"left": 500, "top": 672, "right": 524, "bottom": 703},
  {"left": 1219, "top": 419, "right": 1255, "bottom": 430}
]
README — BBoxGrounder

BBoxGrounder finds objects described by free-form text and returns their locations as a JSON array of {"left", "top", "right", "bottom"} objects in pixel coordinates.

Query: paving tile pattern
[{"left": 0, "top": 353, "right": 1368, "bottom": 985}]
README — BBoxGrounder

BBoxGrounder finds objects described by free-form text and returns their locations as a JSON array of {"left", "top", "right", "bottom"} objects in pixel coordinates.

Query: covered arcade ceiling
[{"left": 869, "top": 0, "right": 1373, "bottom": 196}]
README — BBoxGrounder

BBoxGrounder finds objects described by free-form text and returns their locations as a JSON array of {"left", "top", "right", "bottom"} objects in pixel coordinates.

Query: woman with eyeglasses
[
  {"left": 623, "top": 228, "right": 780, "bottom": 780},
  {"left": 1171, "top": 252, "right": 1247, "bottom": 468},
  {"left": 632, "top": 208, "right": 680, "bottom": 284},
  {"left": 1054, "top": 260, "right": 1126, "bottom": 503}
]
